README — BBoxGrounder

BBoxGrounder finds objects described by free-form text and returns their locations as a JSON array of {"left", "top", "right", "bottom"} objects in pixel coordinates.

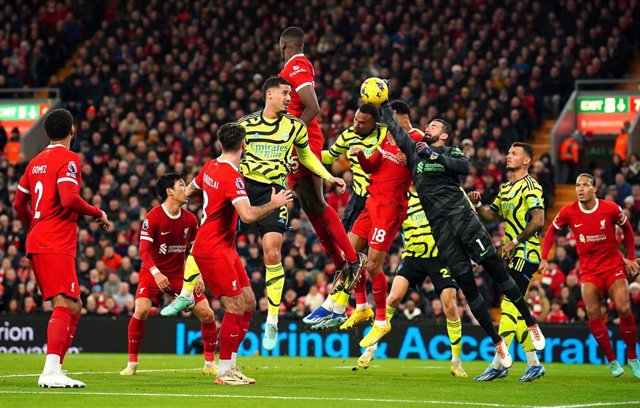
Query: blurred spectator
[
  {"left": 613, "top": 121, "right": 630, "bottom": 163},
  {"left": 546, "top": 299, "right": 570, "bottom": 323}
]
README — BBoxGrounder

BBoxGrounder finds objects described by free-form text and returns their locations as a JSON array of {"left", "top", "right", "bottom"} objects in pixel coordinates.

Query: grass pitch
[{"left": 0, "top": 353, "right": 638, "bottom": 407}]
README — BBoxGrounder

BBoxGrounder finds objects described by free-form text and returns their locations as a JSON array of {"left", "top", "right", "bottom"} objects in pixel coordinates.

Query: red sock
[
  {"left": 201, "top": 321, "right": 217, "bottom": 363},
  {"left": 308, "top": 213, "right": 344, "bottom": 265},
  {"left": 127, "top": 317, "right": 146, "bottom": 363},
  {"left": 60, "top": 313, "right": 80, "bottom": 363},
  {"left": 47, "top": 307, "right": 72, "bottom": 357},
  {"left": 220, "top": 312, "right": 243, "bottom": 359},
  {"left": 588, "top": 318, "right": 616, "bottom": 363},
  {"left": 619, "top": 314, "right": 638, "bottom": 360},
  {"left": 371, "top": 272, "right": 388, "bottom": 321},
  {"left": 354, "top": 268, "right": 368, "bottom": 305},
  {"left": 320, "top": 206, "right": 357, "bottom": 263},
  {"left": 239, "top": 311, "right": 253, "bottom": 346}
]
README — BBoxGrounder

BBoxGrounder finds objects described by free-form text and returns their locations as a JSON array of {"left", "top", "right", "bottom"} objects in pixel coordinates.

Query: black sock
[
  {"left": 454, "top": 268, "right": 501, "bottom": 344},
  {"left": 482, "top": 255, "right": 536, "bottom": 327}
]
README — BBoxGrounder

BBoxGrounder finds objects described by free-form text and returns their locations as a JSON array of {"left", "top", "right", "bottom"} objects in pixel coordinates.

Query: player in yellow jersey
[
  {"left": 303, "top": 103, "right": 386, "bottom": 329},
  {"left": 162, "top": 76, "right": 345, "bottom": 352},
  {"left": 355, "top": 187, "right": 467, "bottom": 376},
  {"left": 468, "top": 142, "right": 546, "bottom": 382}
]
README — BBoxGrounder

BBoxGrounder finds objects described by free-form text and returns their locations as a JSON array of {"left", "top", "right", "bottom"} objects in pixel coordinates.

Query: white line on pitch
[{"left": 0, "top": 390, "right": 536, "bottom": 407}]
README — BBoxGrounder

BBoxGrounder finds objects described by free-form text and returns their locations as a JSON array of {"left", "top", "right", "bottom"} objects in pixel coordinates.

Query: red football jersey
[
  {"left": 359, "top": 138, "right": 412, "bottom": 204},
  {"left": 552, "top": 199, "right": 627, "bottom": 275},
  {"left": 139, "top": 204, "right": 198, "bottom": 278},
  {"left": 17, "top": 144, "right": 85, "bottom": 256},
  {"left": 279, "top": 54, "right": 322, "bottom": 137},
  {"left": 191, "top": 159, "right": 249, "bottom": 257}
]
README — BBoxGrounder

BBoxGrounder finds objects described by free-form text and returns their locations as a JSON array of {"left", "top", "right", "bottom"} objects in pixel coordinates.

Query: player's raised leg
[
  {"left": 340, "top": 234, "right": 373, "bottom": 330},
  {"left": 160, "top": 254, "right": 200, "bottom": 316}
]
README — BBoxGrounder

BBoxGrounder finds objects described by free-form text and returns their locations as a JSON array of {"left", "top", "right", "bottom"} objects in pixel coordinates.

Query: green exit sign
[
  {"left": 578, "top": 97, "right": 628, "bottom": 113},
  {"left": 0, "top": 104, "right": 42, "bottom": 120}
]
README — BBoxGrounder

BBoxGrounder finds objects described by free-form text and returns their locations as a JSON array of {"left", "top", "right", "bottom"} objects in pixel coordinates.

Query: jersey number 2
[{"left": 33, "top": 181, "right": 44, "bottom": 219}]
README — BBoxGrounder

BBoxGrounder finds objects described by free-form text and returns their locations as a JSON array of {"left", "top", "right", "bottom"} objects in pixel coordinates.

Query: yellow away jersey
[
  {"left": 401, "top": 190, "right": 438, "bottom": 259},
  {"left": 490, "top": 174, "right": 544, "bottom": 264},
  {"left": 322, "top": 124, "right": 386, "bottom": 197},
  {"left": 239, "top": 111, "right": 308, "bottom": 186}
]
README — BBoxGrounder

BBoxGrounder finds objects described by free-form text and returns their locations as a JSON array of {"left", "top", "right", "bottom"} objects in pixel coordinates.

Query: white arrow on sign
[{"left": 617, "top": 98, "right": 626, "bottom": 112}]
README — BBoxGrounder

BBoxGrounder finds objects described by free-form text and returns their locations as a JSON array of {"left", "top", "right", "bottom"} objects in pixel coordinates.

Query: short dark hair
[
  {"left": 281, "top": 26, "right": 305, "bottom": 43},
  {"left": 218, "top": 122, "right": 245, "bottom": 152},
  {"left": 433, "top": 118, "right": 452, "bottom": 136},
  {"left": 44, "top": 108, "right": 73, "bottom": 141},
  {"left": 511, "top": 142, "right": 534, "bottom": 159},
  {"left": 358, "top": 103, "right": 380, "bottom": 122},
  {"left": 576, "top": 173, "right": 595, "bottom": 186},
  {"left": 156, "top": 172, "right": 184, "bottom": 201},
  {"left": 390, "top": 100, "right": 411, "bottom": 117},
  {"left": 262, "top": 76, "right": 291, "bottom": 97}
]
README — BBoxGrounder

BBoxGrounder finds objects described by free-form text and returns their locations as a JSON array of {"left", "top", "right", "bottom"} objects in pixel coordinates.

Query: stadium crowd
[{"left": 0, "top": 0, "right": 639, "bottom": 327}]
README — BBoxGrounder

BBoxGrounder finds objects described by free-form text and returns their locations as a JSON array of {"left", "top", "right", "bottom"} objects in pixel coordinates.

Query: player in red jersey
[
  {"left": 279, "top": 26, "right": 366, "bottom": 283},
  {"left": 119, "top": 172, "right": 218, "bottom": 377},
  {"left": 188, "top": 123, "right": 292, "bottom": 384},
  {"left": 13, "top": 109, "right": 109, "bottom": 388},
  {"left": 540, "top": 173, "right": 640, "bottom": 378},
  {"left": 339, "top": 126, "right": 413, "bottom": 348}
]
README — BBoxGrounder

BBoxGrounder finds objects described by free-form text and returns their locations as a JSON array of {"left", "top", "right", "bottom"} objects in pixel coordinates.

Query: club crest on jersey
[
  {"left": 142, "top": 219, "right": 149, "bottom": 230},
  {"left": 252, "top": 133, "right": 259, "bottom": 140},
  {"left": 66, "top": 161, "right": 78, "bottom": 178},
  {"left": 281, "top": 132, "right": 289, "bottom": 141},
  {"left": 235, "top": 177, "right": 245, "bottom": 190},
  {"left": 183, "top": 227, "right": 189, "bottom": 238},
  {"left": 600, "top": 219, "right": 606, "bottom": 229}
]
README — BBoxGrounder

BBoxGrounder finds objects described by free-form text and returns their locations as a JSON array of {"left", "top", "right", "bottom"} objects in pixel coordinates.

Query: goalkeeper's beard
[{"left": 424, "top": 134, "right": 439, "bottom": 145}]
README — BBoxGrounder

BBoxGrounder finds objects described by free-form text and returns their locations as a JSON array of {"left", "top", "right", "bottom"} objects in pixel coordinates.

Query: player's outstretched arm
[
  {"left": 432, "top": 147, "right": 471, "bottom": 175},
  {"left": 297, "top": 144, "right": 333, "bottom": 180},
  {"left": 380, "top": 101, "right": 417, "bottom": 168},
  {"left": 58, "top": 179, "right": 109, "bottom": 229},
  {"left": 234, "top": 188, "right": 293, "bottom": 224},
  {"left": 467, "top": 191, "right": 500, "bottom": 223},
  {"left": 321, "top": 130, "right": 349, "bottom": 164}
]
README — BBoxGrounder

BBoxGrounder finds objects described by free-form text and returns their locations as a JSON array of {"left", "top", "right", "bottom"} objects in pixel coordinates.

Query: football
[{"left": 360, "top": 77, "right": 388, "bottom": 105}]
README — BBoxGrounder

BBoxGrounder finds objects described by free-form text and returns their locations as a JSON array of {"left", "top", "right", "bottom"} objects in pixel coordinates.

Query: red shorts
[
  {"left": 29, "top": 253, "right": 79, "bottom": 301},
  {"left": 580, "top": 269, "right": 627, "bottom": 294},
  {"left": 194, "top": 252, "right": 250, "bottom": 298},
  {"left": 136, "top": 272, "right": 207, "bottom": 306},
  {"left": 287, "top": 123, "right": 324, "bottom": 190},
  {"left": 351, "top": 198, "right": 407, "bottom": 252}
]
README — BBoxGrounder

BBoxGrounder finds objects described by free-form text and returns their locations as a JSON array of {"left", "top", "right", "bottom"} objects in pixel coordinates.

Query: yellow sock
[
  {"left": 385, "top": 305, "right": 396, "bottom": 322},
  {"left": 265, "top": 263, "right": 285, "bottom": 317},
  {"left": 499, "top": 298, "right": 519, "bottom": 348},
  {"left": 182, "top": 255, "right": 201, "bottom": 293},
  {"left": 446, "top": 318, "right": 462, "bottom": 358},
  {"left": 517, "top": 315, "right": 535, "bottom": 352},
  {"left": 335, "top": 291, "right": 349, "bottom": 307}
]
